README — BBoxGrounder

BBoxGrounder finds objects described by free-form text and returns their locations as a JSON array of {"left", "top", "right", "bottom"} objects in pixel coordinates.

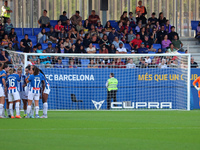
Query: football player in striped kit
[
  {"left": 26, "top": 66, "right": 44, "bottom": 118},
  {"left": 7, "top": 68, "right": 21, "bottom": 118},
  {"left": 17, "top": 67, "right": 28, "bottom": 117}
]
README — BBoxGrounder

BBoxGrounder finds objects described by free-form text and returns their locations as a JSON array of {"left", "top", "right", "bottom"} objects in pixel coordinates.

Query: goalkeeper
[
  {"left": 193, "top": 77, "right": 200, "bottom": 106},
  {"left": 106, "top": 73, "right": 118, "bottom": 110}
]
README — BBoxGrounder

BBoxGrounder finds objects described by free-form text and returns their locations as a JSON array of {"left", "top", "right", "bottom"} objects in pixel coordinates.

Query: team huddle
[{"left": 0, "top": 63, "right": 50, "bottom": 118}]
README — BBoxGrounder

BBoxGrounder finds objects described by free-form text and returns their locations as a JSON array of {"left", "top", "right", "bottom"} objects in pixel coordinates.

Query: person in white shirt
[
  {"left": 159, "top": 59, "right": 168, "bottom": 68},
  {"left": 145, "top": 56, "right": 151, "bottom": 64},
  {"left": 126, "top": 58, "right": 136, "bottom": 68},
  {"left": 86, "top": 43, "right": 96, "bottom": 54},
  {"left": 116, "top": 42, "right": 127, "bottom": 54}
]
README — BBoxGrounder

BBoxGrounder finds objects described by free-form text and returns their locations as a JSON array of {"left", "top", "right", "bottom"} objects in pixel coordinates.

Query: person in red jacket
[{"left": 129, "top": 34, "right": 142, "bottom": 49}]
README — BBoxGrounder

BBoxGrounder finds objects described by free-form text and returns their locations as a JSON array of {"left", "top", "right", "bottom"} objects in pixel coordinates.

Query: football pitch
[{"left": 0, "top": 111, "right": 200, "bottom": 150}]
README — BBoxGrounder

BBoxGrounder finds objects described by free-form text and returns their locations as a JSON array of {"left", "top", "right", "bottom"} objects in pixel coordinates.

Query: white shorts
[
  {"left": 19, "top": 91, "right": 27, "bottom": 100},
  {"left": 43, "top": 87, "right": 50, "bottom": 95},
  {"left": 8, "top": 92, "right": 20, "bottom": 102},
  {"left": 28, "top": 92, "right": 40, "bottom": 101},
  {"left": 0, "top": 86, "right": 5, "bottom": 97}
]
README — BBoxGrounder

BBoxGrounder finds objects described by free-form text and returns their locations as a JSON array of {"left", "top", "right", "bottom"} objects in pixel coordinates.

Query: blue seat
[
  {"left": 17, "top": 36, "right": 24, "bottom": 42},
  {"left": 93, "top": 43, "right": 100, "bottom": 50},
  {"left": 191, "top": 21, "right": 199, "bottom": 30},
  {"left": 148, "top": 51, "right": 156, "bottom": 54},
  {"left": 41, "top": 43, "right": 48, "bottom": 50},
  {"left": 82, "top": 20, "right": 85, "bottom": 25},
  {"left": 153, "top": 44, "right": 161, "bottom": 52},
  {"left": 124, "top": 43, "right": 131, "bottom": 51},
  {"left": 29, "top": 36, "right": 37, "bottom": 43},
  {"left": 52, "top": 43, "right": 56, "bottom": 48},
  {"left": 44, "top": 28, "right": 50, "bottom": 32},
  {"left": 81, "top": 59, "right": 90, "bottom": 67},
  {"left": 50, "top": 20, "right": 58, "bottom": 27},
  {"left": 62, "top": 58, "right": 69, "bottom": 66},
  {"left": 15, "top": 28, "right": 23, "bottom": 36},
  {"left": 23, "top": 28, "right": 33, "bottom": 36},
  {"left": 33, "top": 28, "right": 42, "bottom": 36}
]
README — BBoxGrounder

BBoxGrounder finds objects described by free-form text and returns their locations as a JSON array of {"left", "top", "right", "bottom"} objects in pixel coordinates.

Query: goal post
[{"left": 6, "top": 50, "right": 191, "bottom": 110}]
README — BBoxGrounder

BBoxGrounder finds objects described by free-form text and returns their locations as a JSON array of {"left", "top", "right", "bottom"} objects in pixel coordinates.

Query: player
[
  {"left": 0, "top": 63, "right": 9, "bottom": 118},
  {"left": 17, "top": 67, "right": 27, "bottom": 117},
  {"left": 40, "top": 69, "right": 50, "bottom": 118},
  {"left": 193, "top": 76, "right": 200, "bottom": 106},
  {"left": 7, "top": 68, "right": 21, "bottom": 118},
  {"left": 26, "top": 66, "right": 44, "bottom": 118}
]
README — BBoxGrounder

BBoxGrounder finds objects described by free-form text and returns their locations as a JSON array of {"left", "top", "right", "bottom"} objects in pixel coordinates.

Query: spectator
[
  {"left": 128, "top": 12, "right": 136, "bottom": 28},
  {"left": 150, "top": 27, "right": 158, "bottom": 43},
  {"left": 149, "top": 59, "right": 157, "bottom": 68},
  {"left": 116, "top": 21, "right": 123, "bottom": 34},
  {"left": 74, "top": 39, "right": 82, "bottom": 51},
  {"left": 168, "top": 26, "right": 179, "bottom": 41},
  {"left": 126, "top": 58, "right": 136, "bottom": 68},
  {"left": 99, "top": 45, "right": 108, "bottom": 54},
  {"left": 135, "top": 22, "right": 142, "bottom": 33},
  {"left": 47, "top": 26, "right": 57, "bottom": 43},
  {"left": 108, "top": 28, "right": 118, "bottom": 43},
  {"left": 99, "top": 34, "right": 110, "bottom": 49},
  {"left": 57, "top": 43, "right": 68, "bottom": 53},
  {"left": 139, "top": 27, "right": 146, "bottom": 42},
  {"left": 112, "top": 36, "right": 124, "bottom": 49},
  {"left": 59, "top": 11, "right": 68, "bottom": 26},
  {"left": 156, "top": 48, "right": 162, "bottom": 53},
  {"left": 135, "top": 0, "right": 147, "bottom": 16},
  {"left": 136, "top": 11, "right": 147, "bottom": 25},
  {"left": 191, "top": 57, "right": 198, "bottom": 68},
  {"left": 165, "top": 20, "right": 171, "bottom": 33},
  {"left": 68, "top": 26, "right": 80, "bottom": 43},
  {"left": 89, "top": 24, "right": 99, "bottom": 37},
  {"left": 69, "top": 44, "right": 78, "bottom": 53},
  {"left": 1, "top": 34, "right": 10, "bottom": 48},
  {"left": 38, "top": 10, "right": 50, "bottom": 28},
  {"left": 129, "top": 34, "right": 142, "bottom": 49},
  {"left": 121, "top": 28, "right": 128, "bottom": 43},
  {"left": 86, "top": 43, "right": 96, "bottom": 54},
  {"left": 148, "top": 12, "right": 157, "bottom": 28},
  {"left": 70, "top": 11, "right": 82, "bottom": 26},
  {"left": 116, "top": 58, "right": 126, "bottom": 68},
  {"left": 79, "top": 45, "right": 86, "bottom": 53},
  {"left": 158, "top": 59, "right": 167, "bottom": 68},
  {"left": 76, "top": 21, "right": 84, "bottom": 33},
  {"left": 1, "top": 1, "right": 12, "bottom": 24},
  {"left": 91, "top": 34, "right": 99, "bottom": 44},
  {"left": 45, "top": 43, "right": 56, "bottom": 53},
  {"left": 88, "top": 59, "right": 98, "bottom": 68},
  {"left": 68, "top": 60, "right": 77, "bottom": 68},
  {"left": 139, "top": 58, "right": 148, "bottom": 68},
  {"left": 64, "top": 19, "right": 72, "bottom": 33},
  {"left": 166, "top": 43, "right": 176, "bottom": 53},
  {"left": 79, "top": 30, "right": 85, "bottom": 41},
  {"left": 83, "top": 33, "right": 91, "bottom": 48},
  {"left": 143, "top": 35, "right": 156, "bottom": 52},
  {"left": 127, "top": 30, "right": 136, "bottom": 43},
  {"left": 8, "top": 28, "right": 16, "bottom": 39},
  {"left": 121, "top": 20, "right": 133, "bottom": 33},
  {"left": 138, "top": 42, "right": 148, "bottom": 53},
  {"left": 158, "top": 12, "right": 166, "bottom": 26},
  {"left": 88, "top": 10, "right": 100, "bottom": 25},
  {"left": 55, "top": 20, "right": 64, "bottom": 32},
  {"left": 104, "top": 21, "right": 112, "bottom": 33},
  {"left": 157, "top": 25, "right": 167, "bottom": 44},
  {"left": 6, "top": 42, "right": 15, "bottom": 51},
  {"left": 58, "top": 28, "right": 67, "bottom": 40},
  {"left": 195, "top": 21, "right": 200, "bottom": 39},
  {"left": 172, "top": 35, "right": 183, "bottom": 51},
  {"left": 131, "top": 45, "right": 139, "bottom": 53},
  {"left": 38, "top": 28, "right": 48, "bottom": 43},
  {"left": 4, "top": 18, "right": 13, "bottom": 34},
  {"left": 145, "top": 24, "right": 151, "bottom": 36},
  {"left": 161, "top": 34, "right": 171, "bottom": 52},
  {"left": 51, "top": 56, "right": 59, "bottom": 64},
  {"left": 0, "top": 20, "right": 3, "bottom": 30},
  {"left": 116, "top": 42, "right": 127, "bottom": 54},
  {"left": 109, "top": 44, "right": 116, "bottom": 53},
  {"left": 36, "top": 43, "right": 48, "bottom": 62},
  {"left": 120, "top": 11, "right": 129, "bottom": 25},
  {"left": 83, "top": 19, "right": 90, "bottom": 32},
  {"left": 145, "top": 56, "right": 152, "bottom": 64},
  {"left": 54, "top": 57, "right": 64, "bottom": 68},
  {"left": 154, "top": 21, "right": 160, "bottom": 32},
  {"left": 95, "top": 20, "right": 103, "bottom": 33},
  {"left": 0, "top": 49, "right": 9, "bottom": 63},
  {"left": 64, "top": 37, "right": 72, "bottom": 51},
  {"left": 99, "top": 29, "right": 107, "bottom": 39}
]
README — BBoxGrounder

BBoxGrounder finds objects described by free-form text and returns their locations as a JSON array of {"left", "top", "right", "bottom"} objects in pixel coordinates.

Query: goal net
[{"left": 6, "top": 50, "right": 191, "bottom": 110}]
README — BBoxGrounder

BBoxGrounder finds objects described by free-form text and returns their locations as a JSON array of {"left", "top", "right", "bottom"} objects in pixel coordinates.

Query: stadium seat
[
  {"left": 41, "top": 43, "right": 48, "bottom": 50},
  {"left": 50, "top": 20, "right": 58, "bottom": 27},
  {"left": 52, "top": 43, "right": 56, "bottom": 48},
  {"left": 93, "top": 43, "right": 100, "bottom": 50},
  {"left": 153, "top": 44, "right": 161, "bottom": 52},
  {"left": 124, "top": 43, "right": 131, "bottom": 52},
  {"left": 44, "top": 28, "right": 50, "bottom": 32},
  {"left": 191, "top": 21, "right": 199, "bottom": 30},
  {"left": 81, "top": 59, "right": 90, "bottom": 67},
  {"left": 62, "top": 58, "right": 69, "bottom": 66},
  {"left": 109, "top": 20, "right": 118, "bottom": 28},
  {"left": 29, "top": 36, "right": 37, "bottom": 43},
  {"left": 17, "top": 36, "right": 24, "bottom": 42},
  {"left": 148, "top": 51, "right": 156, "bottom": 54},
  {"left": 82, "top": 20, "right": 85, "bottom": 25},
  {"left": 33, "top": 28, "right": 42, "bottom": 36},
  {"left": 23, "top": 28, "right": 33, "bottom": 36},
  {"left": 15, "top": 28, "right": 23, "bottom": 36}
]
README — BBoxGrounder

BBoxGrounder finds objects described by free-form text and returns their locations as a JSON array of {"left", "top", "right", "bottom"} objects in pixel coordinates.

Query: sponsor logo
[
  {"left": 46, "top": 74, "right": 94, "bottom": 81},
  {"left": 111, "top": 102, "right": 172, "bottom": 109},
  {"left": 92, "top": 100, "right": 105, "bottom": 110}
]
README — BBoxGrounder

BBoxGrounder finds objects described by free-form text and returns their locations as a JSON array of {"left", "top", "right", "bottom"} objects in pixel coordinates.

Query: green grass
[{"left": 0, "top": 111, "right": 200, "bottom": 150}]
